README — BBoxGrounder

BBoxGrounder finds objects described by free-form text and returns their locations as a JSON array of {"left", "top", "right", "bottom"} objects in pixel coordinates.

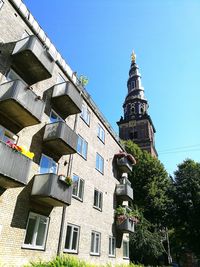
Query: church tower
[{"left": 117, "top": 51, "right": 157, "bottom": 157}]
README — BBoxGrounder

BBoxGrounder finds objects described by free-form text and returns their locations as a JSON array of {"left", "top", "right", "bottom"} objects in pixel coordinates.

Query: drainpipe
[{"left": 57, "top": 113, "right": 79, "bottom": 255}]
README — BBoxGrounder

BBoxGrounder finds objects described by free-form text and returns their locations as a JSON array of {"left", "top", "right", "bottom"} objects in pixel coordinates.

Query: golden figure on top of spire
[{"left": 131, "top": 50, "right": 136, "bottom": 62}]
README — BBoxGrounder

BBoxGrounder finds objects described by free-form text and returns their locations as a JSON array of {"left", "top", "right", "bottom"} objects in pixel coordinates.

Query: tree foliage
[
  {"left": 124, "top": 140, "right": 171, "bottom": 225},
  {"left": 123, "top": 140, "right": 171, "bottom": 264},
  {"left": 171, "top": 159, "right": 200, "bottom": 257}
]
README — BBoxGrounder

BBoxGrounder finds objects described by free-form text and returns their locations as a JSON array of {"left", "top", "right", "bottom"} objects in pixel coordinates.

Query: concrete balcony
[
  {"left": 116, "top": 178, "right": 133, "bottom": 202},
  {"left": 31, "top": 173, "right": 72, "bottom": 206},
  {"left": 43, "top": 121, "right": 78, "bottom": 159},
  {"left": 0, "top": 80, "right": 44, "bottom": 132},
  {"left": 116, "top": 217, "right": 135, "bottom": 234},
  {"left": 12, "top": 35, "right": 54, "bottom": 85},
  {"left": 0, "top": 141, "right": 31, "bottom": 188},
  {"left": 51, "top": 82, "right": 82, "bottom": 118},
  {"left": 116, "top": 157, "right": 133, "bottom": 173}
]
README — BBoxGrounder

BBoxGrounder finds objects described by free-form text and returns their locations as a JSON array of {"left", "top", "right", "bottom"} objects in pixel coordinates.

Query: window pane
[
  {"left": 50, "top": 160, "right": 57, "bottom": 174},
  {"left": 109, "top": 237, "right": 111, "bottom": 255},
  {"left": 77, "top": 137, "right": 82, "bottom": 154},
  {"left": 99, "top": 193, "right": 102, "bottom": 210},
  {"left": 96, "top": 154, "right": 99, "bottom": 170},
  {"left": 95, "top": 234, "right": 99, "bottom": 253},
  {"left": 112, "top": 238, "right": 115, "bottom": 255},
  {"left": 72, "top": 228, "right": 78, "bottom": 250},
  {"left": 40, "top": 155, "right": 50, "bottom": 174},
  {"left": 65, "top": 225, "right": 72, "bottom": 249},
  {"left": 24, "top": 217, "right": 36, "bottom": 245},
  {"left": 94, "top": 190, "right": 98, "bottom": 206},
  {"left": 78, "top": 179, "right": 84, "bottom": 199},
  {"left": 91, "top": 232, "right": 95, "bottom": 252},
  {"left": 83, "top": 141, "right": 87, "bottom": 158},
  {"left": 36, "top": 217, "right": 48, "bottom": 246},
  {"left": 72, "top": 175, "right": 79, "bottom": 197}
]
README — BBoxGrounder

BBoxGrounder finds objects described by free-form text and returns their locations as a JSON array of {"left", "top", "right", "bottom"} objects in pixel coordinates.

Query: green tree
[
  {"left": 124, "top": 140, "right": 172, "bottom": 264},
  {"left": 124, "top": 140, "right": 171, "bottom": 225},
  {"left": 171, "top": 159, "right": 200, "bottom": 257}
]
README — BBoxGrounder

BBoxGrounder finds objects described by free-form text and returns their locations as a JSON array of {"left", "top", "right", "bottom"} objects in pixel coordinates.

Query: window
[
  {"left": 93, "top": 189, "right": 103, "bottom": 211},
  {"left": 96, "top": 153, "right": 104, "bottom": 174},
  {"left": 0, "top": 0, "right": 4, "bottom": 10},
  {"left": 109, "top": 236, "right": 116, "bottom": 257},
  {"left": 23, "top": 212, "right": 49, "bottom": 250},
  {"left": 0, "top": 125, "right": 17, "bottom": 144},
  {"left": 39, "top": 154, "right": 58, "bottom": 174},
  {"left": 123, "top": 240, "right": 129, "bottom": 259},
  {"left": 64, "top": 224, "right": 80, "bottom": 253},
  {"left": 97, "top": 124, "right": 105, "bottom": 143},
  {"left": 72, "top": 174, "right": 84, "bottom": 201},
  {"left": 80, "top": 104, "right": 90, "bottom": 125},
  {"left": 90, "top": 231, "right": 101, "bottom": 255},
  {"left": 50, "top": 110, "right": 63, "bottom": 123},
  {"left": 77, "top": 135, "right": 88, "bottom": 159}
]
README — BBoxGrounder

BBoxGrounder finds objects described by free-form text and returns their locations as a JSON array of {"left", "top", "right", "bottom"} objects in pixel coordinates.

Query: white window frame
[
  {"left": 93, "top": 189, "right": 103, "bottom": 211},
  {"left": 64, "top": 223, "right": 80, "bottom": 253},
  {"left": 90, "top": 231, "right": 101, "bottom": 256},
  {"left": 72, "top": 174, "right": 84, "bottom": 201},
  {"left": 0, "top": 0, "right": 4, "bottom": 10},
  {"left": 96, "top": 153, "right": 104, "bottom": 174},
  {"left": 80, "top": 104, "right": 90, "bottom": 126},
  {"left": 39, "top": 154, "right": 58, "bottom": 174},
  {"left": 109, "top": 236, "right": 116, "bottom": 257},
  {"left": 77, "top": 135, "right": 88, "bottom": 159},
  {"left": 22, "top": 212, "right": 49, "bottom": 250},
  {"left": 97, "top": 124, "right": 105, "bottom": 143},
  {"left": 0, "top": 125, "right": 18, "bottom": 144},
  {"left": 123, "top": 240, "right": 129, "bottom": 259}
]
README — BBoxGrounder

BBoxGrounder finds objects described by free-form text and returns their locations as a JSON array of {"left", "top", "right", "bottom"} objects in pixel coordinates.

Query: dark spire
[
  {"left": 117, "top": 51, "right": 157, "bottom": 157},
  {"left": 124, "top": 51, "right": 148, "bottom": 121}
]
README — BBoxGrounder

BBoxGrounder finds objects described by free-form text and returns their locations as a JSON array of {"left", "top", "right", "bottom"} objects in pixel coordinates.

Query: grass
[{"left": 24, "top": 255, "right": 144, "bottom": 267}]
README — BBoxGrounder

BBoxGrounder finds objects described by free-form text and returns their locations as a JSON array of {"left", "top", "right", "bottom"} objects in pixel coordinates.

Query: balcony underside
[
  {"left": 0, "top": 173, "right": 26, "bottom": 188},
  {"left": 0, "top": 100, "right": 40, "bottom": 132},
  {"left": 12, "top": 51, "right": 52, "bottom": 85},
  {"left": 12, "top": 36, "right": 54, "bottom": 85},
  {"left": 51, "top": 82, "right": 82, "bottom": 118},
  {"left": 43, "top": 122, "right": 78, "bottom": 159},
  {"left": 31, "top": 174, "right": 72, "bottom": 206}
]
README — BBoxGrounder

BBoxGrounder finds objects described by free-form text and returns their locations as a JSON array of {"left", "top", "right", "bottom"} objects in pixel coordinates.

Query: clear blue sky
[{"left": 23, "top": 0, "right": 200, "bottom": 175}]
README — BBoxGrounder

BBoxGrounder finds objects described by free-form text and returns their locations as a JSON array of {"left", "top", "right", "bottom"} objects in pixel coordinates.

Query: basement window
[
  {"left": 22, "top": 212, "right": 49, "bottom": 250},
  {"left": 64, "top": 224, "right": 80, "bottom": 253}
]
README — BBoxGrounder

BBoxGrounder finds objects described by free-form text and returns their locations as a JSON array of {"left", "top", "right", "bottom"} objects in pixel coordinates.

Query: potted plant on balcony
[
  {"left": 58, "top": 175, "right": 73, "bottom": 187},
  {"left": 115, "top": 205, "right": 140, "bottom": 225}
]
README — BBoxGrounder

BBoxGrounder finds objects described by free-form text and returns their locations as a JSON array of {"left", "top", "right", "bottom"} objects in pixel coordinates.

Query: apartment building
[{"left": 0, "top": 0, "right": 136, "bottom": 266}]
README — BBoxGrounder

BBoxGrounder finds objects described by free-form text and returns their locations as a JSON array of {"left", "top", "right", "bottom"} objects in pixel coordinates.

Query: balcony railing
[
  {"left": 0, "top": 80, "right": 45, "bottom": 132},
  {"left": 31, "top": 173, "right": 72, "bottom": 206},
  {"left": 12, "top": 35, "right": 55, "bottom": 85},
  {"left": 116, "top": 156, "right": 133, "bottom": 173},
  {"left": 51, "top": 82, "right": 83, "bottom": 118},
  {"left": 116, "top": 178, "right": 133, "bottom": 202},
  {"left": 116, "top": 217, "right": 135, "bottom": 233},
  {"left": 0, "top": 141, "right": 31, "bottom": 188},
  {"left": 43, "top": 121, "right": 78, "bottom": 159}
]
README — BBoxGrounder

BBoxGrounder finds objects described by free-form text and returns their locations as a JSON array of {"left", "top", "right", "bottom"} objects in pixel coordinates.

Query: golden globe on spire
[{"left": 131, "top": 50, "right": 136, "bottom": 63}]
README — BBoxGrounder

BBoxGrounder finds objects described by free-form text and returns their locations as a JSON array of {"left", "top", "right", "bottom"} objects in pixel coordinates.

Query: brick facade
[{"left": 0, "top": 1, "right": 134, "bottom": 266}]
